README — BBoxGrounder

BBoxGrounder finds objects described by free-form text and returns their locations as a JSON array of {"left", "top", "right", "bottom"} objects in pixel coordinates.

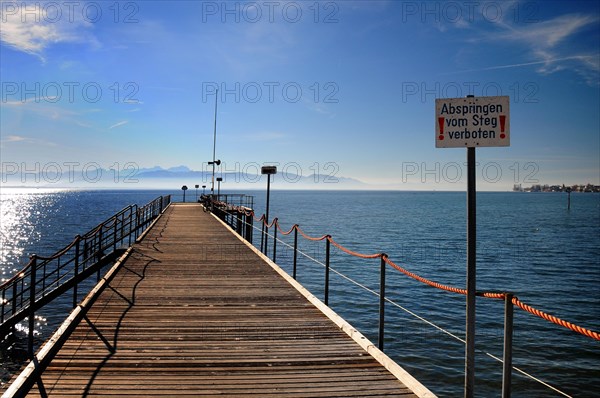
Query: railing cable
[
  {"left": 263, "top": 226, "right": 574, "bottom": 398},
  {"left": 213, "top": 203, "right": 595, "bottom": 397}
]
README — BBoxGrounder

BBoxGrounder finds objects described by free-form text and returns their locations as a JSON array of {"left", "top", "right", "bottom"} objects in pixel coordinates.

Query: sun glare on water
[{"left": 0, "top": 188, "right": 70, "bottom": 281}]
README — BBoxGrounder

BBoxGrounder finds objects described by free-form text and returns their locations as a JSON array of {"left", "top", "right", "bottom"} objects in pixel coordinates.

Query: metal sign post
[
  {"left": 465, "top": 145, "right": 476, "bottom": 397},
  {"left": 435, "top": 95, "right": 510, "bottom": 398},
  {"left": 261, "top": 166, "right": 277, "bottom": 255}
]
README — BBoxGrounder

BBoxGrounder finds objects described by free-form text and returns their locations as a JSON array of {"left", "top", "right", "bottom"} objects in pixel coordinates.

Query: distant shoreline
[
  {"left": 2, "top": 185, "right": 600, "bottom": 194},
  {"left": 513, "top": 183, "right": 600, "bottom": 193}
]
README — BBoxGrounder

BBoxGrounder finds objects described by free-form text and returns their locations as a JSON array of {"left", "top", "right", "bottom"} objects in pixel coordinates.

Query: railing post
[
  {"left": 74, "top": 237, "right": 80, "bottom": 308},
  {"left": 273, "top": 219, "right": 278, "bottom": 263},
  {"left": 264, "top": 221, "right": 269, "bottom": 256},
  {"left": 98, "top": 226, "right": 103, "bottom": 257},
  {"left": 293, "top": 227, "right": 298, "bottom": 280},
  {"left": 12, "top": 280, "right": 17, "bottom": 317},
  {"left": 260, "top": 222, "right": 264, "bottom": 253},
  {"left": 97, "top": 227, "right": 103, "bottom": 282},
  {"left": 237, "top": 211, "right": 242, "bottom": 234},
  {"left": 42, "top": 262, "right": 46, "bottom": 291},
  {"left": 379, "top": 254, "right": 386, "bottom": 351},
  {"left": 246, "top": 214, "right": 253, "bottom": 244},
  {"left": 83, "top": 240, "right": 89, "bottom": 266},
  {"left": 128, "top": 210, "right": 133, "bottom": 246},
  {"left": 324, "top": 236, "right": 331, "bottom": 306},
  {"left": 502, "top": 293, "right": 514, "bottom": 398},
  {"left": 120, "top": 212, "right": 125, "bottom": 246},
  {"left": 28, "top": 256, "right": 37, "bottom": 359},
  {"left": 1, "top": 289, "right": 5, "bottom": 323},
  {"left": 113, "top": 218, "right": 118, "bottom": 252},
  {"left": 135, "top": 209, "right": 140, "bottom": 240}
]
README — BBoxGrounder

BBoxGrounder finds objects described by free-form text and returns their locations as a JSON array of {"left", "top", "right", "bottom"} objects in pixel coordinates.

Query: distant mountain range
[{"left": 1, "top": 165, "right": 366, "bottom": 189}]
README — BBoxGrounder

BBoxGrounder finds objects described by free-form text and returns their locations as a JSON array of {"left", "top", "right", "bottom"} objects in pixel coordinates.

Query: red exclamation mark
[
  {"left": 499, "top": 115, "right": 506, "bottom": 139},
  {"left": 438, "top": 117, "right": 445, "bottom": 140}
]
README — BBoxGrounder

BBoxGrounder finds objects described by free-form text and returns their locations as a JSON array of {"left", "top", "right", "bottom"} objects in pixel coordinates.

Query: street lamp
[
  {"left": 202, "top": 185, "right": 206, "bottom": 195},
  {"left": 216, "top": 177, "right": 223, "bottom": 198},
  {"left": 208, "top": 159, "right": 221, "bottom": 195},
  {"left": 195, "top": 184, "right": 199, "bottom": 202},
  {"left": 261, "top": 166, "right": 277, "bottom": 255},
  {"left": 181, "top": 185, "right": 188, "bottom": 203},
  {"left": 207, "top": 160, "right": 221, "bottom": 212}
]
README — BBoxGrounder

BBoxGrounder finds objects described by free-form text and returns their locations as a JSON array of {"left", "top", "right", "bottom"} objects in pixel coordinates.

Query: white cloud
[
  {"left": 499, "top": 14, "right": 598, "bottom": 49},
  {"left": 3, "top": 97, "right": 79, "bottom": 116},
  {"left": 1, "top": 135, "right": 27, "bottom": 143},
  {"left": 442, "top": 56, "right": 597, "bottom": 75},
  {"left": 0, "top": 134, "right": 56, "bottom": 147},
  {"left": 454, "top": 13, "right": 599, "bottom": 84},
  {"left": 2, "top": 98, "right": 98, "bottom": 128},
  {"left": 502, "top": 14, "right": 600, "bottom": 84},
  {"left": 0, "top": 1, "right": 97, "bottom": 60},
  {"left": 108, "top": 120, "right": 128, "bottom": 130}
]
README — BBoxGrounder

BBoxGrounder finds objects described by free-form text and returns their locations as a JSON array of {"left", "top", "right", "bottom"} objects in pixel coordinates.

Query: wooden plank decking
[{"left": 5, "top": 203, "right": 433, "bottom": 397}]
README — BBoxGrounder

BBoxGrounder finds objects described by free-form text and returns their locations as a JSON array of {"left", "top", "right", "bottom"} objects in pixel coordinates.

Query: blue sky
[{"left": 1, "top": 0, "right": 599, "bottom": 190}]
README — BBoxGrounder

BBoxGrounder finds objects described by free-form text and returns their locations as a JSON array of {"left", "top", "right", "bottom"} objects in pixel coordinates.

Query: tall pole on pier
[
  {"left": 465, "top": 145, "right": 476, "bottom": 397},
  {"left": 211, "top": 89, "right": 218, "bottom": 196},
  {"left": 435, "top": 94, "right": 510, "bottom": 398},
  {"left": 261, "top": 166, "right": 277, "bottom": 255}
]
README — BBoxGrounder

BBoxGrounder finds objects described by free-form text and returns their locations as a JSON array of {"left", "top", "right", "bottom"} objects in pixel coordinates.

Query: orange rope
[
  {"left": 242, "top": 209, "right": 254, "bottom": 217},
  {"left": 384, "top": 256, "right": 468, "bottom": 295},
  {"left": 275, "top": 220, "right": 297, "bottom": 235},
  {"left": 512, "top": 297, "right": 600, "bottom": 341},
  {"left": 231, "top": 206, "right": 600, "bottom": 342},
  {"left": 296, "top": 226, "right": 328, "bottom": 241},
  {"left": 238, "top": 208, "right": 261, "bottom": 222},
  {"left": 327, "top": 236, "right": 381, "bottom": 259},
  {"left": 480, "top": 292, "right": 506, "bottom": 299}
]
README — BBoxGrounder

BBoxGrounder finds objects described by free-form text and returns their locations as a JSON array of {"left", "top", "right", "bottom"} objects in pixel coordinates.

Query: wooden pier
[{"left": 3, "top": 203, "right": 434, "bottom": 397}]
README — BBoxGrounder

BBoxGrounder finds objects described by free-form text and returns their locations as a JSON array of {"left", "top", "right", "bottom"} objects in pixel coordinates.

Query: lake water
[{"left": 1, "top": 188, "right": 598, "bottom": 397}]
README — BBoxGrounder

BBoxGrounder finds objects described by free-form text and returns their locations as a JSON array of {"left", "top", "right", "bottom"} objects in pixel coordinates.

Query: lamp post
[
  {"left": 261, "top": 166, "right": 277, "bottom": 255},
  {"left": 202, "top": 185, "right": 206, "bottom": 195},
  {"left": 216, "top": 177, "right": 223, "bottom": 198},
  {"left": 181, "top": 185, "right": 188, "bottom": 203},
  {"left": 208, "top": 160, "right": 221, "bottom": 211},
  {"left": 195, "top": 184, "right": 199, "bottom": 202},
  {"left": 208, "top": 160, "right": 221, "bottom": 196}
]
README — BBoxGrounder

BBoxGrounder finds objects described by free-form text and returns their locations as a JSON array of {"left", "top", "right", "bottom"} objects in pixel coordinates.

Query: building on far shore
[{"left": 514, "top": 183, "right": 600, "bottom": 193}]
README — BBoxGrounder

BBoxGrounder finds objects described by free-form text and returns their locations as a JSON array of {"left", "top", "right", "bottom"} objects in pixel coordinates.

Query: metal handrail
[{"left": 0, "top": 195, "right": 171, "bottom": 354}]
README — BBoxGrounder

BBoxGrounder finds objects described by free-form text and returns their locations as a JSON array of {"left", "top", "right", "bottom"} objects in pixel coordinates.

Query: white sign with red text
[{"left": 436, "top": 96, "right": 510, "bottom": 148}]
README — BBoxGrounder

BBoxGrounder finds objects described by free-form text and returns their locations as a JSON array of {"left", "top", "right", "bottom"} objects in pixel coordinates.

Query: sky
[{"left": 0, "top": 0, "right": 599, "bottom": 190}]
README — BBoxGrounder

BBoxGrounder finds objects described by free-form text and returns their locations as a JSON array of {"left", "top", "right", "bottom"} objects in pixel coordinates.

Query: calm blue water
[{"left": 1, "top": 189, "right": 599, "bottom": 397}]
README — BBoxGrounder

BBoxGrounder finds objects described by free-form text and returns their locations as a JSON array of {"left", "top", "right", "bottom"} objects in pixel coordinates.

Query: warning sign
[{"left": 436, "top": 96, "right": 510, "bottom": 148}]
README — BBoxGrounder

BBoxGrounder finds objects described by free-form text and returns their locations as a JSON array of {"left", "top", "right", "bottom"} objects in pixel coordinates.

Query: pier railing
[
  {"left": 209, "top": 197, "right": 600, "bottom": 398},
  {"left": 0, "top": 195, "right": 171, "bottom": 356},
  {"left": 202, "top": 196, "right": 254, "bottom": 243}
]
